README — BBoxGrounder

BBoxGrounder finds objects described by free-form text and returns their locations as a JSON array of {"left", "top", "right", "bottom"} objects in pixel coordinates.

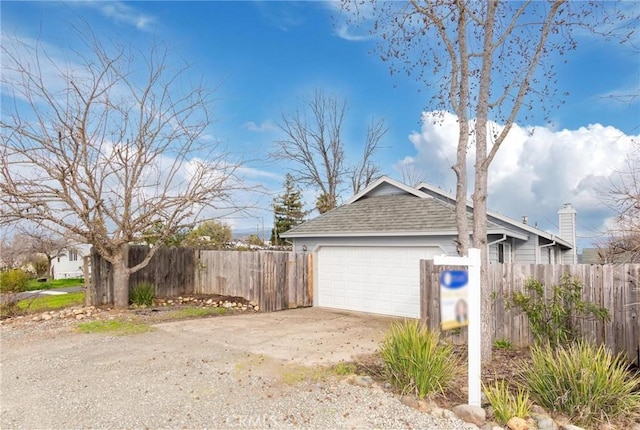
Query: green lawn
[
  {"left": 76, "top": 319, "right": 154, "bottom": 335},
  {"left": 18, "top": 292, "right": 85, "bottom": 313},
  {"left": 27, "top": 278, "right": 84, "bottom": 291}
]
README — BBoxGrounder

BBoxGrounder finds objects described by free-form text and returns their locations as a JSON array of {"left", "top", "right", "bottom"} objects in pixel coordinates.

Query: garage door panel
[{"left": 317, "top": 246, "right": 439, "bottom": 318}]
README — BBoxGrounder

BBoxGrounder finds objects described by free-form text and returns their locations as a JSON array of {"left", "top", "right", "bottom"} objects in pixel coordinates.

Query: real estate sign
[{"left": 440, "top": 270, "right": 469, "bottom": 330}]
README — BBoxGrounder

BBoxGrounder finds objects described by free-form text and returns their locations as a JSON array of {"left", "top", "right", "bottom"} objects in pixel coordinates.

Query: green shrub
[
  {"left": 493, "top": 338, "right": 513, "bottom": 349},
  {"left": 0, "top": 269, "right": 31, "bottom": 293},
  {"left": 483, "top": 379, "right": 531, "bottom": 424},
  {"left": 509, "top": 275, "right": 609, "bottom": 347},
  {"left": 130, "top": 282, "right": 154, "bottom": 307},
  {"left": 523, "top": 340, "right": 640, "bottom": 427},
  {"left": 379, "top": 320, "right": 460, "bottom": 398}
]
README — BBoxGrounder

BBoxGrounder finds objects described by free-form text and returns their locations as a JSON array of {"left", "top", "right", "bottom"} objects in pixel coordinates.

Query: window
[
  {"left": 69, "top": 249, "right": 78, "bottom": 261},
  {"left": 497, "top": 243, "right": 511, "bottom": 263}
]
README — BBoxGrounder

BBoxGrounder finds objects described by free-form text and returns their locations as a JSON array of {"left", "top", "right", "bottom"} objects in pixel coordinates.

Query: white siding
[{"left": 51, "top": 244, "right": 91, "bottom": 279}]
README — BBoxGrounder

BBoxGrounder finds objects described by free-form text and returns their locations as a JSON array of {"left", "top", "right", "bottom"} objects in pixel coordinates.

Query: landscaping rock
[
  {"left": 554, "top": 415, "right": 571, "bottom": 428},
  {"left": 417, "top": 399, "right": 439, "bottom": 414},
  {"left": 537, "top": 417, "right": 559, "bottom": 430},
  {"left": 400, "top": 395, "right": 419, "bottom": 409},
  {"left": 452, "top": 404, "right": 486, "bottom": 426},
  {"left": 427, "top": 407, "right": 444, "bottom": 418},
  {"left": 442, "top": 409, "right": 459, "bottom": 420},
  {"left": 561, "top": 425, "right": 585, "bottom": 430},
  {"left": 507, "top": 416, "right": 530, "bottom": 430},
  {"left": 461, "top": 423, "right": 480, "bottom": 430},
  {"left": 530, "top": 404, "right": 547, "bottom": 415},
  {"left": 352, "top": 375, "right": 373, "bottom": 388}
]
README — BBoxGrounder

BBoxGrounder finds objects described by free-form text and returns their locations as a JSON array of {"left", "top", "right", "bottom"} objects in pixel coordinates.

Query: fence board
[
  {"left": 420, "top": 262, "right": 640, "bottom": 365},
  {"left": 91, "top": 248, "right": 311, "bottom": 313}
]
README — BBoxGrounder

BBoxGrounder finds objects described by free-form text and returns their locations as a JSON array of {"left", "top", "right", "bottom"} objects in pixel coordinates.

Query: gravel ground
[{"left": 0, "top": 314, "right": 472, "bottom": 430}]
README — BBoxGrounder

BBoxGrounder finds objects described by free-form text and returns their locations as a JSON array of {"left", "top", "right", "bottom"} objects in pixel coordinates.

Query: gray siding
[
  {"left": 367, "top": 182, "right": 410, "bottom": 197},
  {"left": 512, "top": 236, "right": 537, "bottom": 264}
]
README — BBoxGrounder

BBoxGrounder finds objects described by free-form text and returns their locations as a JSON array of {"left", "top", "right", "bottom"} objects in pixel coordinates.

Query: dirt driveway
[{"left": 0, "top": 308, "right": 467, "bottom": 429}]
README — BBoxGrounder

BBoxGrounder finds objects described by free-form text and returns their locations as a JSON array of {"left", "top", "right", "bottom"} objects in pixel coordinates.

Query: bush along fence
[
  {"left": 420, "top": 261, "right": 640, "bottom": 366},
  {"left": 90, "top": 246, "right": 313, "bottom": 312}
]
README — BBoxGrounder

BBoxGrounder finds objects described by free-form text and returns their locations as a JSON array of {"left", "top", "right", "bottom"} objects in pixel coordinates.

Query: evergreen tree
[{"left": 271, "top": 173, "right": 305, "bottom": 245}]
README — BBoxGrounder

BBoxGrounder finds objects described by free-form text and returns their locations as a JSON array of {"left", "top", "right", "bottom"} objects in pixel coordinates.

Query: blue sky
[{"left": 2, "top": 1, "right": 639, "bottom": 249}]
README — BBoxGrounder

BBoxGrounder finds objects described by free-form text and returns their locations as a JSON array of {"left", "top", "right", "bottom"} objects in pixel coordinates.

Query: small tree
[
  {"left": 246, "top": 234, "right": 264, "bottom": 247},
  {"left": 271, "top": 173, "right": 305, "bottom": 245},
  {"left": 183, "top": 220, "right": 232, "bottom": 250},
  {"left": 509, "top": 275, "right": 609, "bottom": 348}
]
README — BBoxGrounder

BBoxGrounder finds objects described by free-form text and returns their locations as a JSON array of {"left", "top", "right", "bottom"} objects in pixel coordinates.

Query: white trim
[
  {"left": 284, "top": 228, "right": 527, "bottom": 241},
  {"left": 345, "top": 176, "right": 431, "bottom": 205}
]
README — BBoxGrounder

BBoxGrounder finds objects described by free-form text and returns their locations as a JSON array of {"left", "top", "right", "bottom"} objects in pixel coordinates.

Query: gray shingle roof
[{"left": 282, "top": 194, "right": 502, "bottom": 237}]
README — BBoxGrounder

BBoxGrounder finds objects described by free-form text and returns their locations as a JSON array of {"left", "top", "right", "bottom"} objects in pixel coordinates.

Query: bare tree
[
  {"left": 1, "top": 29, "right": 242, "bottom": 307},
  {"left": 346, "top": 0, "right": 635, "bottom": 360},
  {"left": 273, "top": 89, "right": 387, "bottom": 213},
  {"left": 14, "top": 227, "right": 71, "bottom": 280},
  {"left": 397, "top": 159, "right": 429, "bottom": 187},
  {"left": 599, "top": 139, "right": 640, "bottom": 263}
]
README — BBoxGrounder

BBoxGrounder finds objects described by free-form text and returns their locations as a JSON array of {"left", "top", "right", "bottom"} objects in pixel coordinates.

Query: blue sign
[{"left": 440, "top": 270, "right": 468, "bottom": 289}]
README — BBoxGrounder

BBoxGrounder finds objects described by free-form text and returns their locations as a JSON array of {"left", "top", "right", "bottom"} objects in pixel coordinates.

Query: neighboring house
[
  {"left": 50, "top": 244, "right": 92, "bottom": 279},
  {"left": 281, "top": 176, "right": 577, "bottom": 318}
]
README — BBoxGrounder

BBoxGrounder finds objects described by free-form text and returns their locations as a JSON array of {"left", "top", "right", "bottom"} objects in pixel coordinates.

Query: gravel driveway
[{"left": 1, "top": 308, "right": 469, "bottom": 429}]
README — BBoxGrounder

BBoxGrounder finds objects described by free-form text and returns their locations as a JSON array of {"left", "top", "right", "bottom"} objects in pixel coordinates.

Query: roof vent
[{"left": 521, "top": 216, "right": 528, "bottom": 225}]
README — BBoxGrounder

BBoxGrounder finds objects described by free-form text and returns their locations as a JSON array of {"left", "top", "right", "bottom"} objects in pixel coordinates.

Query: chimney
[
  {"left": 558, "top": 203, "right": 577, "bottom": 264},
  {"left": 521, "top": 216, "right": 528, "bottom": 225}
]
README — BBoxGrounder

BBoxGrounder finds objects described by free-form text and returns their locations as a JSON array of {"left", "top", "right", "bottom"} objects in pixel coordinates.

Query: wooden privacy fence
[
  {"left": 420, "top": 262, "right": 640, "bottom": 365},
  {"left": 90, "top": 246, "right": 312, "bottom": 312}
]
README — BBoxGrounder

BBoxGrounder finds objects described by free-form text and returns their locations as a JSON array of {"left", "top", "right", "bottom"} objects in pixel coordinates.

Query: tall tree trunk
[
  {"left": 473, "top": 0, "right": 498, "bottom": 363},
  {"left": 453, "top": 0, "right": 470, "bottom": 257},
  {"left": 112, "top": 245, "right": 130, "bottom": 309},
  {"left": 454, "top": 123, "right": 469, "bottom": 256}
]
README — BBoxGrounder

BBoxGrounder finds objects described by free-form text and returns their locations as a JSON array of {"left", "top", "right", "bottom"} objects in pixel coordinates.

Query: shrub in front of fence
[
  {"left": 482, "top": 379, "right": 531, "bottom": 425},
  {"left": 508, "top": 275, "right": 609, "bottom": 348},
  {"left": 523, "top": 340, "right": 640, "bottom": 427},
  {"left": 129, "top": 282, "right": 155, "bottom": 307},
  {"left": 379, "top": 320, "right": 460, "bottom": 399}
]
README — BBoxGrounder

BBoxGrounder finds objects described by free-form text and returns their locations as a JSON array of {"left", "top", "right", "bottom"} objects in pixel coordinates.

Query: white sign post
[{"left": 434, "top": 248, "right": 482, "bottom": 407}]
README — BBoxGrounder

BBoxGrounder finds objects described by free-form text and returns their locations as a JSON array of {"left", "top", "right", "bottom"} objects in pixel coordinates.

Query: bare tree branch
[
  {"left": 272, "top": 90, "right": 386, "bottom": 213},
  {"left": 0, "top": 27, "right": 244, "bottom": 307}
]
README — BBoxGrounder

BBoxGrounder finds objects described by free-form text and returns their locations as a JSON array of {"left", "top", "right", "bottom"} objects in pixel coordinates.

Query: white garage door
[{"left": 316, "top": 246, "right": 441, "bottom": 318}]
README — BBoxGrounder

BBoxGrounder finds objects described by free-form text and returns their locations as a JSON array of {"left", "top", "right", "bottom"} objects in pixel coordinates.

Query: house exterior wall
[
  {"left": 292, "top": 235, "right": 457, "bottom": 256},
  {"left": 51, "top": 244, "right": 91, "bottom": 279}
]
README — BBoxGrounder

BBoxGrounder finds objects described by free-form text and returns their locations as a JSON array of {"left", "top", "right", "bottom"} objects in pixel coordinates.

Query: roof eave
[{"left": 417, "top": 182, "right": 574, "bottom": 249}]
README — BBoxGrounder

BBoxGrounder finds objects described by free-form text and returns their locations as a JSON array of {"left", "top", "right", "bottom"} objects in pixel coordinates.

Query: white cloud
[
  {"left": 397, "top": 111, "right": 639, "bottom": 247},
  {"left": 81, "top": 1, "right": 156, "bottom": 32},
  {"left": 242, "top": 120, "right": 278, "bottom": 133},
  {"left": 334, "top": 25, "right": 371, "bottom": 42}
]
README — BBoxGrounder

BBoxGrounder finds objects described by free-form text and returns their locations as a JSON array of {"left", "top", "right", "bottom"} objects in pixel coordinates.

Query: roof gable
[{"left": 346, "top": 176, "right": 430, "bottom": 204}]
